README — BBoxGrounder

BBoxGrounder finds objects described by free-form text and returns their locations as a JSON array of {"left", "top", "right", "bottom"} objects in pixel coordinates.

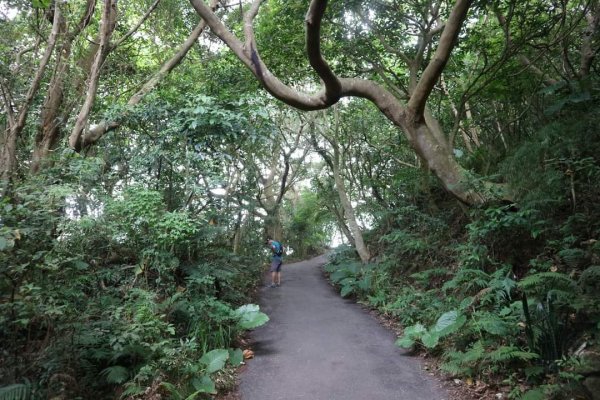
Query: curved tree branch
[
  {"left": 189, "top": 0, "right": 340, "bottom": 110},
  {"left": 408, "top": 0, "right": 473, "bottom": 119},
  {"left": 110, "top": 0, "right": 161, "bottom": 50},
  {"left": 80, "top": 0, "right": 219, "bottom": 149},
  {"left": 580, "top": 1, "right": 600, "bottom": 78},
  {"left": 69, "top": 0, "right": 117, "bottom": 151},
  {"left": 0, "top": 81, "right": 15, "bottom": 127},
  {"left": 188, "top": 0, "right": 506, "bottom": 205},
  {"left": 305, "top": 0, "right": 342, "bottom": 101}
]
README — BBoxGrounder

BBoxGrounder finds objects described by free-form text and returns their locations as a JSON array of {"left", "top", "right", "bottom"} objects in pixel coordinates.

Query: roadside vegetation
[
  {"left": 324, "top": 108, "right": 600, "bottom": 399},
  {"left": 1, "top": 0, "right": 599, "bottom": 399}
]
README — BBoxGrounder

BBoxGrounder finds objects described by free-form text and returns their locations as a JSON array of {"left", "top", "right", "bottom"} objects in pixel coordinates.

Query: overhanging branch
[{"left": 408, "top": 0, "right": 473, "bottom": 119}]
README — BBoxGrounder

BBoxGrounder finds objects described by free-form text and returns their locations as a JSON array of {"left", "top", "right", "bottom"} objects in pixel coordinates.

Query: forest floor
[{"left": 229, "top": 255, "right": 449, "bottom": 400}]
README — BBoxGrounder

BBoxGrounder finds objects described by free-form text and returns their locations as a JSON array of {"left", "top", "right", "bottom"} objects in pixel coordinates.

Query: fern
[
  {"left": 558, "top": 248, "right": 586, "bottom": 268},
  {"left": 473, "top": 312, "right": 516, "bottom": 336},
  {"left": 160, "top": 382, "right": 185, "bottom": 400},
  {"left": 379, "top": 229, "right": 427, "bottom": 254},
  {"left": 443, "top": 267, "right": 490, "bottom": 293},
  {"left": 0, "top": 384, "right": 31, "bottom": 400},
  {"left": 441, "top": 343, "right": 485, "bottom": 376},
  {"left": 579, "top": 265, "right": 600, "bottom": 292},
  {"left": 100, "top": 365, "right": 131, "bottom": 384},
  {"left": 121, "top": 383, "right": 144, "bottom": 397},
  {"left": 518, "top": 272, "right": 577, "bottom": 294},
  {"left": 488, "top": 346, "right": 539, "bottom": 363},
  {"left": 409, "top": 268, "right": 448, "bottom": 286},
  {"left": 461, "top": 341, "right": 486, "bottom": 364}
]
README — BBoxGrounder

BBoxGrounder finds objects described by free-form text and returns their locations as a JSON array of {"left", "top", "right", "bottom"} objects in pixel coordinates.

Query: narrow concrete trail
[{"left": 239, "top": 255, "right": 447, "bottom": 400}]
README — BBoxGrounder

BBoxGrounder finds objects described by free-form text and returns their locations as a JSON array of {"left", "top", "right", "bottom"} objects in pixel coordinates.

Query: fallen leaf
[{"left": 243, "top": 349, "right": 254, "bottom": 359}]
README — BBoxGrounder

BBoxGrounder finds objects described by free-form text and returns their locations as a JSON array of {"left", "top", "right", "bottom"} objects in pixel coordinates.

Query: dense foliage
[
  {"left": 0, "top": 139, "right": 273, "bottom": 399},
  {"left": 1, "top": 0, "right": 599, "bottom": 399},
  {"left": 325, "top": 107, "right": 600, "bottom": 399}
]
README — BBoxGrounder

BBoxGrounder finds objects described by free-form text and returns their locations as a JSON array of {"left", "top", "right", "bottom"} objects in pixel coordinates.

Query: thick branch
[
  {"left": 188, "top": 0, "right": 504, "bottom": 205},
  {"left": 189, "top": 0, "right": 338, "bottom": 110},
  {"left": 408, "top": 0, "right": 473, "bottom": 119},
  {"left": 80, "top": 1, "right": 217, "bottom": 149},
  {"left": 14, "top": 5, "right": 62, "bottom": 134},
  {"left": 275, "top": 154, "right": 291, "bottom": 206},
  {"left": 518, "top": 55, "right": 560, "bottom": 86},
  {"left": 69, "top": 0, "right": 117, "bottom": 150},
  {"left": 0, "top": 82, "right": 15, "bottom": 127},
  {"left": 68, "top": 0, "right": 97, "bottom": 42},
  {"left": 580, "top": 1, "right": 600, "bottom": 78},
  {"left": 305, "top": 0, "right": 342, "bottom": 101}
]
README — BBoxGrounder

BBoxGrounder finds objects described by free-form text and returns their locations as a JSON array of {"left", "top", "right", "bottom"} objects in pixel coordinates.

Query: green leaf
[
  {"left": 199, "top": 349, "right": 229, "bottom": 374},
  {"left": 228, "top": 348, "right": 244, "bottom": 366},
  {"left": 421, "top": 331, "right": 440, "bottom": 348},
  {"left": 396, "top": 322, "right": 427, "bottom": 348},
  {"left": 73, "top": 260, "right": 89, "bottom": 270},
  {"left": 431, "top": 310, "right": 467, "bottom": 338},
  {"left": 160, "top": 382, "right": 183, "bottom": 400},
  {"left": 433, "top": 311, "right": 459, "bottom": 332},
  {"left": 357, "top": 276, "right": 371, "bottom": 291},
  {"left": 340, "top": 284, "right": 354, "bottom": 297},
  {"left": 235, "top": 304, "right": 269, "bottom": 329},
  {"left": 404, "top": 323, "right": 427, "bottom": 338},
  {"left": 235, "top": 304, "right": 259, "bottom": 314},
  {"left": 184, "top": 392, "right": 203, "bottom": 400},
  {"left": 330, "top": 270, "right": 348, "bottom": 283},
  {"left": 191, "top": 375, "right": 217, "bottom": 394},
  {"left": 100, "top": 365, "right": 130, "bottom": 384},
  {"left": 520, "top": 388, "right": 545, "bottom": 400},
  {"left": 395, "top": 336, "right": 415, "bottom": 349},
  {"left": 32, "top": 0, "right": 51, "bottom": 8},
  {"left": 0, "top": 237, "right": 8, "bottom": 251},
  {"left": 0, "top": 383, "right": 31, "bottom": 400}
]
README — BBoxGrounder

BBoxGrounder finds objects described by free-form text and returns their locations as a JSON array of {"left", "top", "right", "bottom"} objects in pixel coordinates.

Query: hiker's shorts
[{"left": 270, "top": 259, "right": 282, "bottom": 272}]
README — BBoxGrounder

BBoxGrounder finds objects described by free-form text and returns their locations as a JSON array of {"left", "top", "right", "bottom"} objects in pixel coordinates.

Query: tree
[
  {"left": 0, "top": 0, "right": 217, "bottom": 185},
  {"left": 187, "top": 0, "right": 505, "bottom": 205},
  {"left": 251, "top": 108, "right": 310, "bottom": 240},
  {"left": 310, "top": 109, "right": 372, "bottom": 262}
]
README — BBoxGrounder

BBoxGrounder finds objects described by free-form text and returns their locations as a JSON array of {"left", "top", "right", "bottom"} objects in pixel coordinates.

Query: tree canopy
[{"left": 1, "top": 0, "right": 599, "bottom": 398}]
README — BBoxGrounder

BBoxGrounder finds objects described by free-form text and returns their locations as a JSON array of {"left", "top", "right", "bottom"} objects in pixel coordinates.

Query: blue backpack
[{"left": 273, "top": 241, "right": 284, "bottom": 256}]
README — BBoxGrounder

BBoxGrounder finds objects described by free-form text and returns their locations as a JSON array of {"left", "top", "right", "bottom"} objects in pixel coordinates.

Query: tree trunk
[
  {"left": 79, "top": 0, "right": 219, "bottom": 149},
  {"left": 264, "top": 207, "right": 283, "bottom": 241},
  {"left": 232, "top": 212, "right": 243, "bottom": 254},
  {"left": 0, "top": 5, "right": 62, "bottom": 185},
  {"left": 31, "top": 62, "right": 67, "bottom": 173},
  {"left": 332, "top": 143, "right": 370, "bottom": 263},
  {"left": 30, "top": 0, "right": 97, "bottom": 172},
  {"left": 69, "top": 0, "right": 117, "bottom": 151},
  {"left": 0, "top": 127, "right": 18, "bottom": 190},
  {"left": 331, "top": 206, "right": 356, "bottom": 246}
]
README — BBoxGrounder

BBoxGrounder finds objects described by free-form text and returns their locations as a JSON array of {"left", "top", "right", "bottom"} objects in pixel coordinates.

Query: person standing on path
[{"left": 266, "top": 238, "right": 284, "bottom": 288}]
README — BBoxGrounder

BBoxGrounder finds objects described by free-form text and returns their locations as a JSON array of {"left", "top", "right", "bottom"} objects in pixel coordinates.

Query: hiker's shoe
[
  {"left": 268, "top": 284, "right": 277, "bottom": 288},
  {"left": 276, "top": 283, "right": 280, "bottom": 287}
]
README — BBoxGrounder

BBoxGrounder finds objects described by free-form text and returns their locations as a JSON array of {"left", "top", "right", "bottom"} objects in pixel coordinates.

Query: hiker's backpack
[{"left": 274, "top": 242, "right": 284, "bottom": 257}]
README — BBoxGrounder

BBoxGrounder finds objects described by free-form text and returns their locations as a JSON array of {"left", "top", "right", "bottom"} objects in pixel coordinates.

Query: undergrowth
[{"left": 324, "top": 111, "right": 600, "bottom": 399}]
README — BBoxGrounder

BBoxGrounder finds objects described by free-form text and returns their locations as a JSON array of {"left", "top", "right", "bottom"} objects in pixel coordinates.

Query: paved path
[{"left": 239, "top": 255, "right": 447, "bottom": 400}]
